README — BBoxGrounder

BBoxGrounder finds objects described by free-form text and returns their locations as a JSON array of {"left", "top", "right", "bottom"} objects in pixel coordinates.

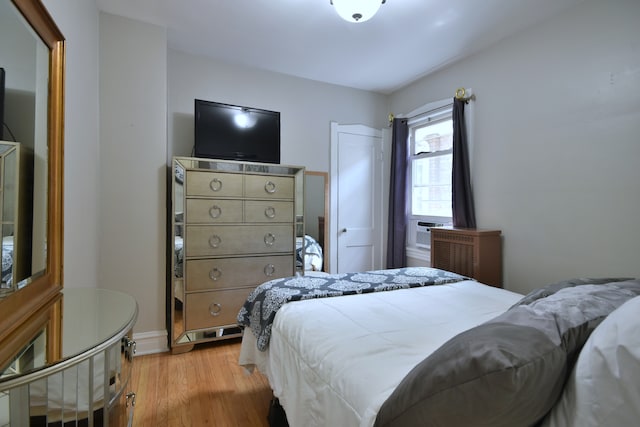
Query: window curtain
[
  {"left": 386, "top": 118, "right": 409, "bottom": 268},
  {"left": 452, "top": 98, "right": 476, "bottom": 228}
]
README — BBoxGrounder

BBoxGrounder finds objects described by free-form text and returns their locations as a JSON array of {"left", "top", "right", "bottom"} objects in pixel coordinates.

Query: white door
[{"left": 329, "top": 123, "right": 386, "bottom": 273}]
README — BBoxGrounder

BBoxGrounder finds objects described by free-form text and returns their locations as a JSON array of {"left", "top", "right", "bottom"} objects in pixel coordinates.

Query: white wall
[
  {"left": 167, "top": 49, "right": 388, "bottom": 171},
  {"left": 390, "top": 0, "right": 640, "bottom": 294},
  {"left": 40, "top": 4, "right": 169, "bottom": 351},
  {"left": 42, "top": 0, "right": 101, "bottom": 289},
  {"left": 99, "top": 13, "right": 167, "bottom": 343}
]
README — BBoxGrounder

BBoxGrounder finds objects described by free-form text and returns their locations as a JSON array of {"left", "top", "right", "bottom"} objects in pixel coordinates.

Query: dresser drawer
[
  {"left": 186, "top": 199, "right": 243, "bottom": 223},
  {"left": 245, "top": 200, "right": 294, "bottom": 223},
  {"left": 186, "top": 224, "right": 294, "bottom": 257},
  {"left": 185, "top": 288, "right": 253, "bottom": 331},
  {"left": 186, "top": 170, "right": 243, "bottom": 197},
  {"left": 185, "top": 255, "right": 294, "bottom": 291},
  {"left": 245, "top": 175, "right": 294, "bottom": 199}
]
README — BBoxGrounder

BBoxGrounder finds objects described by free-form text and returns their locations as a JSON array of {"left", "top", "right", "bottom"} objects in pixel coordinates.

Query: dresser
[
  {"left": 430, "top": 227, "right": 502, "bottom": 288},
  {"left": 0, "top": 288, "right": 138, "bottom": 426},
  {"left": 170, "top": 157, "right": 304, "bottom": 352}
]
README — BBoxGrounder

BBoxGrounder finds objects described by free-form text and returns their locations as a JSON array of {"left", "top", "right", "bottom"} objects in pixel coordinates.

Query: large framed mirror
[
  {"left": 0, "top": 0, "right": 65, "bottom": 365},
  {"left": 303, "top": 171, "right": 329, "bottom": 272}
]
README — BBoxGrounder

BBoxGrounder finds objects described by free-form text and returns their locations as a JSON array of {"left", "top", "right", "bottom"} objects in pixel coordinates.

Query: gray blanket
[
  {"left": 237, "top": 267, "right": 468, "bottom": 351},
  {"left": 374, "top": 277, "right": 640, "bottom": 427}
]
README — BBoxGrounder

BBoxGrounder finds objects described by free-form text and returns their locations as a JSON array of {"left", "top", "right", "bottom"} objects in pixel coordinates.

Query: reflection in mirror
[
  {"left": 303, "top": 171, "right": 329, "bottom": 272},
  {"left": 0, "top": 0, "right": 64, "bottom": 396},
  {"left": 0, "top": 142, "right": 31, "bottom": 294},
  {"left": 172, "top": 160, "right": 185, "bottom": 342},
  {"left": 0, "top": 325, "right": 46, "bottom": 380},
  {"left": 0, "top": 0, "right": 50, "bottom": 299}
]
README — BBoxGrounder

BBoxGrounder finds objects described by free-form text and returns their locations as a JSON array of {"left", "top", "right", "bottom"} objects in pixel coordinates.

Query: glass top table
[{"left": 0, "top": 287, "right": 138, "bottom": 388}]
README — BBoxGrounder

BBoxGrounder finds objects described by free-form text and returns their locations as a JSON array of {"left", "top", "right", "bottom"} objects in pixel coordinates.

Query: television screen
[
  {"left": 194, "top": 99, "right": 280, "bottom": 164},
  {"left": 0, "top": 68, "right": 5, "bottom": 140}
]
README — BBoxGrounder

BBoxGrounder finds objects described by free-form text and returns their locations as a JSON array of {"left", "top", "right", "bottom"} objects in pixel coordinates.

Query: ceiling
[{"left": 97, "top": 0, "right": 584, "bottom": 94}]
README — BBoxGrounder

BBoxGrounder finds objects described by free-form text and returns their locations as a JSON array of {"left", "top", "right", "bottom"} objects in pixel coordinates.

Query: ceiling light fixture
[{"left": 330, "top": 0, "right": 386, "bottom": 23}]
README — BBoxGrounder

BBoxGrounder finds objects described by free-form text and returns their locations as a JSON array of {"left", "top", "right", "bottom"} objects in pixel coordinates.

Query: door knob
[{"left": 341, "top": 228, "right": 347, "bottom": 233}]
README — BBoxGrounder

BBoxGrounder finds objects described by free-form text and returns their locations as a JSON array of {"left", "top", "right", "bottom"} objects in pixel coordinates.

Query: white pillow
[{"left": 542, "top": 295, "right": 640, "bottom": 427}]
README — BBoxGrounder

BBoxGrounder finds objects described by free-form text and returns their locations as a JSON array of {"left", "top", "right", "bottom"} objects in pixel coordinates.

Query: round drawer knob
[
  {"left": 209, "top": 178, "right": 223, "bottom": 192},
  {"left": 264, "top": 263, "right": 276, "bottom": 276},
  {"left": 209, "top": 205, "right": 222, "bottom": 219},
  {"left": 209, "top": 303, "right": 222, "bottom": 316},
  {"left": 264, "top": 206, "right": 276, "bottom": 219},
  {"left": 208, "top": 235, "right": 222, "bottom": 248},
  {"left": 209, "top": 267, "right": 222, "bottom": 281},
  {"left": 264, "top": 233, "right": 276, "bottom": 246},
  {"left": 264, "top": 180, "right": 277, "bottom": 194}
]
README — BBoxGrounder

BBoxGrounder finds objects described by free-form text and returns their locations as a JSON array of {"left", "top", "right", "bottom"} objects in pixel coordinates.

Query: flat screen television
[{"left": 194, "top": 99, "right": 281, "bottom": 164}]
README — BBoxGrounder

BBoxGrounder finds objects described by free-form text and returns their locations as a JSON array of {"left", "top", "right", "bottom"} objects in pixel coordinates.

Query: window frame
[{"left": 407, "top": 103, "right": 454, "bottom": 226}]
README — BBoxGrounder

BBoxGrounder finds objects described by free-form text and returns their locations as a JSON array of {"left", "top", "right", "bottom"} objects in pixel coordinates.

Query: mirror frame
[{"left": 0, "top": 0, "right": 64, "bottom": 353}]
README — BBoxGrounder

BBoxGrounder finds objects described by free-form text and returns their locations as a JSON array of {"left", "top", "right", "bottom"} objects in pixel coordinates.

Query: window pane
[
  {"left": 412, "top": 153, "right": 452, "bottom": 217},
  {"left": 413, "top": 119, "right": 453, "bottom": 155}
]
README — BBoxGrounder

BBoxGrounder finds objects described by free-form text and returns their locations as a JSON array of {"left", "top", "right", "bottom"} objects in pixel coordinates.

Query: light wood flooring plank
[{"left": 130, "top": 338, "right": 271, "bottom": 427}]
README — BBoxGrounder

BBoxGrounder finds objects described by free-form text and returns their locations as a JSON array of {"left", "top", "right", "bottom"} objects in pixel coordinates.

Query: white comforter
[{"left": 239, "top": 280, "right": 523, "bottom": 427}]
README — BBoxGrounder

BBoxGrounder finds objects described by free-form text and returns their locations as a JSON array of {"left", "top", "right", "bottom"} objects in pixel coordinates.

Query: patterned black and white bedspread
[{"left": 237, "top": 267, "right": 469, "bottom": 351}]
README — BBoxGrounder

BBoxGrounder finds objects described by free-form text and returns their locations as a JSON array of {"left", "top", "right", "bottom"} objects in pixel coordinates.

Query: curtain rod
[
  {"left": 388, "top": 87, "right": 475, "bottom": 126},
  {"left": 455, "top": 87, "right": 476, "bottom": 102},
  {"left": 389, "top": 103, "right": 452, "bottom": 126}
]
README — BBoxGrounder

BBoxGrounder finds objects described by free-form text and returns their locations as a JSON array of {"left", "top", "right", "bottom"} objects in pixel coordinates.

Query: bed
[{"left": 237, "top": 267, "right": 640, "bottom": 427}]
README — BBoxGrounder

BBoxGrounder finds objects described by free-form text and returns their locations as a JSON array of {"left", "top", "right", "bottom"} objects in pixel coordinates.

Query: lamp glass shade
[{"left": 332, "top": 0, "right": 382, "bottom": 23}]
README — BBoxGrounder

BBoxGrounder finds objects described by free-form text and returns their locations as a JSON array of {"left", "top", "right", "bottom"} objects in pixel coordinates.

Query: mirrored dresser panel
[
  {"left": 170, "top": 157, "right": 304, "bottom": 353},
  {"left": 0, "top": 288, "right": 138, "bottom": 427}
]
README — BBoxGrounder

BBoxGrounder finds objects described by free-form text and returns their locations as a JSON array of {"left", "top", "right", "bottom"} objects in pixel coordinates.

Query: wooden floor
[{"left": 130, "top": 338, "right": 272, "bottom": 427}]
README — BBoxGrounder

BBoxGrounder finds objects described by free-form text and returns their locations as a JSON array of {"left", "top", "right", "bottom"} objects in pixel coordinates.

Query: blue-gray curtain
[
  {"left": 386, "top": 118, "right": 409, "bottom": 268},
  {"left": 452, "top": 98, "right": 476, "bottom": 228}
]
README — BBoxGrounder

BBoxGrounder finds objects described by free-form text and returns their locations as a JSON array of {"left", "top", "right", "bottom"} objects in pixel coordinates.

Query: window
[{"left": 408, "top": 105, "right": 453, "bottom": 225}]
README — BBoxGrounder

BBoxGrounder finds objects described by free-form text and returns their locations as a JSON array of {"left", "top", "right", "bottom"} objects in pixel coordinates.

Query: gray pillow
[
  {"left": 510, "top": 277, "right": 634, "bottom": 308},
  {"left": 374, "top": 279, "right": 640, "bottom": 427}
]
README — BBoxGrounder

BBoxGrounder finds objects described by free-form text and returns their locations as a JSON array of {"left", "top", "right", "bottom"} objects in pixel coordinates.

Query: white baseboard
[{"left": 133, "top": 330, "right": 169, "bottom": 356}]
